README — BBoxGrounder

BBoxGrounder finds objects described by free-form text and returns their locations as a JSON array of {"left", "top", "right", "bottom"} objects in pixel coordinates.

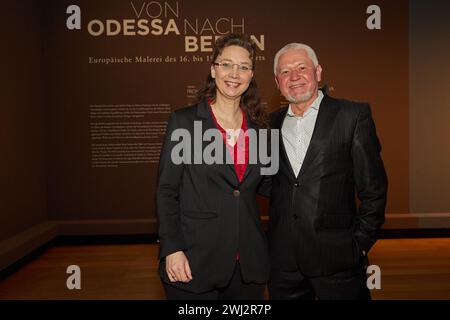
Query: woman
[{"left": 157, "top": 33, "right": 270, "bottom": 300}]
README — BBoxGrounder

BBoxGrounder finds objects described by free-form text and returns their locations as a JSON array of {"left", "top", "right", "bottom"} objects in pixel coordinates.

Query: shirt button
[{"left": 233, "top": 190, "right": 240, "bottom": 197}]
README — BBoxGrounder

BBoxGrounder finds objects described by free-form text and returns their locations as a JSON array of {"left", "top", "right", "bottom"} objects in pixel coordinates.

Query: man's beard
[{"left": 285, "top": 89, "right": 314, "bottom": 104}]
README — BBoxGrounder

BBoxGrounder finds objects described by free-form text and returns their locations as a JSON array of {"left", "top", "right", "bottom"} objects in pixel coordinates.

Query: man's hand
[{"left": 165, "top": 251, "right": 193, "bottom": 283}]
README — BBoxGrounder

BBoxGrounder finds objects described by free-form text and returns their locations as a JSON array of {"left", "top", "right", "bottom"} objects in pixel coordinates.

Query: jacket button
[
  {"left": 233, "top": 190, "right": 240, "bottom": 197},
  {"left": 294, "top": 182, "right": 300, "bottom": 187},
  {"left": 293, "top": 214, "right": 299, "bottom": 219}
]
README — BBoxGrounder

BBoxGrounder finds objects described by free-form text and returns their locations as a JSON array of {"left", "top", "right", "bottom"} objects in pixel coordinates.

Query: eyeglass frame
[
  {"left": 276, "top": 63, "right": 314, "bottom": 78},
  {"left": 212, "top": 61, "right": 254, "bottom": 73}
]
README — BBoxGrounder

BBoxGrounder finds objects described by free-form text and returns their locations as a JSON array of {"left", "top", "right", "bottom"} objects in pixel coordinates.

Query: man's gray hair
[{"left": 273, "top": 43, "right": 319, "bottom": 75}]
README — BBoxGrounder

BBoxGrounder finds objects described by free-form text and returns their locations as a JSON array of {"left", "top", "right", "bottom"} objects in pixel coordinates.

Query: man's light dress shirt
[{"left": 282, "top": 91, "right": 324, "bottom": 177}]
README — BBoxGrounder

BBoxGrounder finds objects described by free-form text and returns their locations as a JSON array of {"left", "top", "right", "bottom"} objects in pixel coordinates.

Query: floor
[{"left": 1, "top": 238, "right": 450, "bottom": 300}]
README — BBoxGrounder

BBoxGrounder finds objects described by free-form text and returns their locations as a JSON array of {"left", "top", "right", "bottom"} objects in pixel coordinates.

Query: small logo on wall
[{"left": 186, "top": 85, "right": 198, "bottom": 100}]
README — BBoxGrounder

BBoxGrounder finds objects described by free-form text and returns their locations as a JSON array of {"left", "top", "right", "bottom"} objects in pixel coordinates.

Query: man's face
[{"left": 275, "top": 48, "right": 322, "bottom": 105}]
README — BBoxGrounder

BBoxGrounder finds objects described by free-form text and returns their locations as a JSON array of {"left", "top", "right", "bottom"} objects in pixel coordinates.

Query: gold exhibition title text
[{"left": 66, "top": 1, "right": 265, "bottom": 52}]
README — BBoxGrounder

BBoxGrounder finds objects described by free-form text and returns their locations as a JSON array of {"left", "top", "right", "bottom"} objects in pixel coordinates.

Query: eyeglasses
[
  {"left": 277, "top": 64, "right": 311, "bottom": 78},
  {"left": 213, "top": 62, "right": 253, "bottom": 73}
]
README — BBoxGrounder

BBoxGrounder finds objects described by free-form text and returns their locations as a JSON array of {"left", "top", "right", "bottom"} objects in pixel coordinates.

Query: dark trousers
[
  {"left": 269, "top": 264, "right": 371, "bottom": 300},
  {"left": 163, "top": 262, "right": 265, "bottom": 300}
]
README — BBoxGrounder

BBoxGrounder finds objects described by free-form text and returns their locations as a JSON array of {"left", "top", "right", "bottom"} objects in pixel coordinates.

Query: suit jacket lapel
[
  {"left": 297, "top": 94, "right": 338, "bottom": 179},
  {"left": 273, "top": 107, "right": 297, "bottom": 180}
]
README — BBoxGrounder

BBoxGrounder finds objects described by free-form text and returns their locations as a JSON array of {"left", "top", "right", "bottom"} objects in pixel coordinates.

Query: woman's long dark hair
[{"left": 196, "top": 33, "right": 269, "bottom": 129}]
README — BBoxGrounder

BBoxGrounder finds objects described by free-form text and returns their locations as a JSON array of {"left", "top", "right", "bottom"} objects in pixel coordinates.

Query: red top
[{"left": 209, "top": 104, "right": 249, "bottom": 183}]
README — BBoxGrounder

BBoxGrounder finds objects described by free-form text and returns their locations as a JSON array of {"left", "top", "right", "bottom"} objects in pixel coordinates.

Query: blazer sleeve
[
  {"left": 351, "top": 104, "right": 388, "bottom": 254},
  {"left": 156, "top": 112, "right": 187, "bottom": 259}
]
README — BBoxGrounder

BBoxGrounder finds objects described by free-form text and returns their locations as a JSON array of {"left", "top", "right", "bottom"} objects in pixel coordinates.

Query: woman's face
[{"left": 211, "top": 45, "right": 254, "bottom": 102}]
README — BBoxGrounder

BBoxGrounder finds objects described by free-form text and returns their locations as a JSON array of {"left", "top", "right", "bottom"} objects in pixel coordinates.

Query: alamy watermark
[
  {"left": 66, "top": 265, "right": 81, "bottom": 290},
  {"left": 169, "top": 121, "right": 280, "bottom": 175}
]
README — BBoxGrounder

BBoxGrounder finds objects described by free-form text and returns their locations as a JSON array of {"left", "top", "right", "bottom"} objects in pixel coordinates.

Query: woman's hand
[{"left": 165, "top": 251, "right": 193, "bottom": 283}]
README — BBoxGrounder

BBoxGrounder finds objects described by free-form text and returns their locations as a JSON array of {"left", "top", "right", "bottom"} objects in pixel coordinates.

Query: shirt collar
[{"left": 286, "top": 90, "right": 324, "bottom": 117}]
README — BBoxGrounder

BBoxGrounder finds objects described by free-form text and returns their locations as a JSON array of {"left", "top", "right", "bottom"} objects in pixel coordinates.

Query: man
[{"left": 268, "top": 43, "right": 387, "bottom": 300}]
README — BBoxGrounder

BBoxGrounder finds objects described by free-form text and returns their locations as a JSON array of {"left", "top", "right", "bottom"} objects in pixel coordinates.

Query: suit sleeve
[
  {"left": 156, "top": 112, "right": 187, "bottom": 259},
  {"left": 351, "top": 104, "right": 388, "bottom": 254}
]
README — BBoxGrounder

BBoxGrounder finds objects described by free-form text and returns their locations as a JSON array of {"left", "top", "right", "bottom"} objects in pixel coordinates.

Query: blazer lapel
[
  {"left": 198, "top": 100, "right": 239, "bottom": 185},
  {"left": 297, "top": 94, "right": 338, "bottom": 179},
  {"left": 197, "top": 99, "right": 216, "bottom": 131},
  {"left": 241, "top": 113, "right": 256, "bottom": 182}
]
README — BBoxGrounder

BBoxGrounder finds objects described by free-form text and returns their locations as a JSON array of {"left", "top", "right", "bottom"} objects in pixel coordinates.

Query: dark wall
[
  {"left": 410, "top": 0, "right": 450, "bottom": 212},
  {"left": 0, "top": 2, "right": 47, "bottom": 241}
]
